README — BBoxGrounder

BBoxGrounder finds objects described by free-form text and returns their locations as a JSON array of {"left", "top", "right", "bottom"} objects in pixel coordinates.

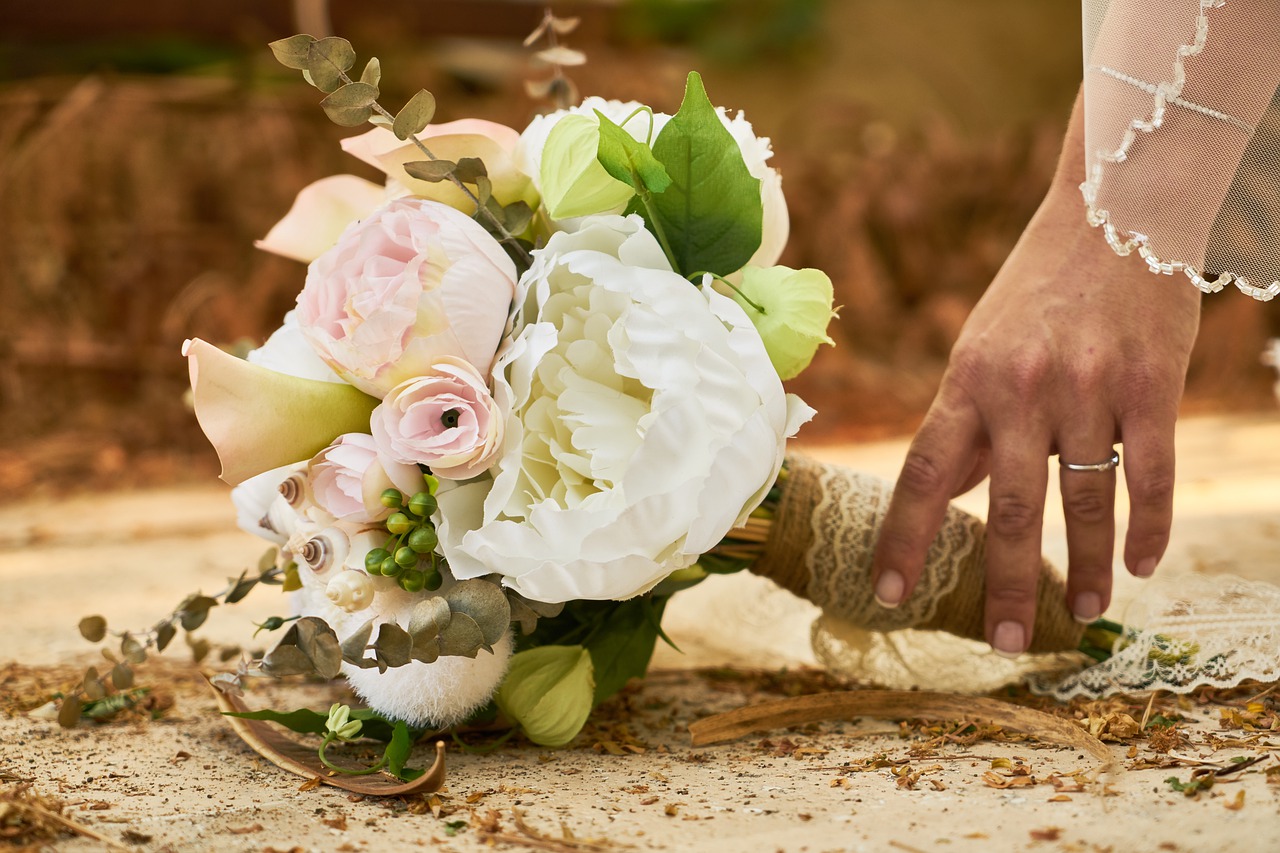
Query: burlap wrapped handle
[{"left": 749, "top": 454, "right": 1084, "bottom": 654}]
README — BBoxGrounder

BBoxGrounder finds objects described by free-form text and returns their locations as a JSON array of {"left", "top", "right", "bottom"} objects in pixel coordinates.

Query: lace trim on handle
[
  {"left": 1081, "top": 0, "right": 1280, "bottom": 302},
  {"left": 1031, "top": 575, "right": 1280, "bottom": 701}
]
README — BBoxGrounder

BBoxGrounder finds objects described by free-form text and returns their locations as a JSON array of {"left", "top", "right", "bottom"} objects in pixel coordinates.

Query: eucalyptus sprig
[
  {"left": 523, "top": 9, "right": 584, "bottom": 111},
  {"left": 267, "top": 34, "right": 533, "bottom": 267},
  {"left": 63, "top": 548, "right": 290, "bottom": 727}
]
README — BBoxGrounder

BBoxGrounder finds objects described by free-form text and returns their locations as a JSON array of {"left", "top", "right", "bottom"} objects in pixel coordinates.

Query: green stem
[
  {"left": 618, "top": 105, "right": 657, "bottom": 145},
  {"left": 639, "top": 192, "right": 679, "bottom": 272},
  {"left": 317, "top": 734, "right": 389, "bottom": 776},
  {"left": 688, "top": 270, "right": 767, "bottom": 314}
]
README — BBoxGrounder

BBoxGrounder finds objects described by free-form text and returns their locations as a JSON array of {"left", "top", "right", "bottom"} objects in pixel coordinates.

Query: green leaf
[
  {"left": 646, "top": 71, "right": 762, "bottom": 276},
  {"left": 384, "top": 721, "right": 413, "bottom": 778},
  {"left": 503, "top": 202, "right": 534, "bottom": 235},
  {"left": 320, "top": 82, "right": 378, "bottom": 127},
  {"left": 177, "top": 594, "right": 218, "bottom": 631},
  {"left": 224, "top": 571, "right": 258, "bottom": 604},
  {"left": 78, "top": 615, "right": 107, "bottom": 643},
  {"left": 225, "top": 706, "right": 405, "bottom": 742},
  {"left": 595, "top": 110, "right": 670, "bottom": 194},
  {"left": 372, "top": 623, "right": 413, "bottom": 671},
  {"left": 260, "top": 616, "right": 342, "bottom": 679},
  {"left": 403, "top": 159, "right": 457, "bottom": 183},
  {"left": 305, "top": 37, "right": 356, "bottom": 93},
  {"left": 584, "top": 598, "right": 666, "bottom": 705},
  {"left": 393, "top": 89, "right": 436, "bottom": 140},
  {"left": 268, "top": 34, "right": 317, "bottom": 71},
  {"left": 359, "top": 57, "right": 381, "bottom": 87}
]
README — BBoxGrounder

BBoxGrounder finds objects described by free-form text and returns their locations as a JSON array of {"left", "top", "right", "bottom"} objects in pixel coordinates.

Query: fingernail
[
  {"left": 992, "top": 621, "right": 1026, "bottom": 658},
  {"left": 1134, "top": 557, "right": 1158, "bottom": 578},
  {"left": 874, "top": 570, "right": 905, "bottom": 608},
  {"left": 1072, "top": 591, "right": 1102, "bottom": 624}
]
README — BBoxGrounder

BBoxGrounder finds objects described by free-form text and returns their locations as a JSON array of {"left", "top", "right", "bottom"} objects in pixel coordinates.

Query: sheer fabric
[{"left": 1082, "top": 0, "right": 1280, "bottom": 300}]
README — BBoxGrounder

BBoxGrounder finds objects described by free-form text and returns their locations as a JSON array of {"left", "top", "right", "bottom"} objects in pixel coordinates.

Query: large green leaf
[
  {"left": 646, "top": 72, "right": 762, "bottom": 276},
  {"left": 595, "top": 111, "right": 670, "bottom": 194},
  {"left": 584, "top": 597, "right": 667, "bottom": 705}
]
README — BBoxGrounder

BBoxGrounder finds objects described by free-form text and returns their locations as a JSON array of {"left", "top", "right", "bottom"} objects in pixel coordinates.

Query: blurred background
[{"left": 1, "top": 0, "right": 1276, "bottom": 502}]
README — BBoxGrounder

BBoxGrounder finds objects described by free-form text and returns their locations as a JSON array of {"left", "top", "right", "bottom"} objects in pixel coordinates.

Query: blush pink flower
[
  {"left": 308, "top": 433, "right": 425, "bottom": 523},
  {"left": 296, "top": 198, "right": 517, "bottom": 398},
  {"left": 372, "top": 357, "right": 503, "bottom": 481}
]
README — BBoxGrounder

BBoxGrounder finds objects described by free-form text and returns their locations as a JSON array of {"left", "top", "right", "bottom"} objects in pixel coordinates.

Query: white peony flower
[{"left": 437, "top": 215, "right": 813, "bottom": 602}]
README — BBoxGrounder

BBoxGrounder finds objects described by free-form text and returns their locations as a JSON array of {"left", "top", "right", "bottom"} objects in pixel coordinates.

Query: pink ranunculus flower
[
  {"left": 308, "top": 433, "right": 426, "bottom": 523},
  {"left": 297, "top": 198, "right": 518, "bottom": 398},
  {"left": 341, "top": 120, "right": 539, "bottom": 215},
  {"left": 372, "top": 357, "right": 504, "bottom": 481}
]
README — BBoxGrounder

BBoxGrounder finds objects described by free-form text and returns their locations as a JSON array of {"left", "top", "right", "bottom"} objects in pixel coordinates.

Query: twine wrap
[{"left": 750, "top": 454, "right": 1084, "bottom": 654}]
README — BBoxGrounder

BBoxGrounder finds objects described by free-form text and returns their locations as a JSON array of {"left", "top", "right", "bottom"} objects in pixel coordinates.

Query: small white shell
[{"left": 326, "top": 571, "right": 376, "bottom": 612}]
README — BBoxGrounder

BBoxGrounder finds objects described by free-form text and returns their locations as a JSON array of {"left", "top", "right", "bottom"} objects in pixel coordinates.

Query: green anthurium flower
[
  {"left": 183, "top": 338, "right": 379, "bottom": 485},
  {"left": 495, "top": 645, "right": 594, "bottom": 748},
  {"left": 540, "top": 114, "right": 636, "bottom": 220},
  {"left": 726, "top": 266, "right": 837, "bottom": 381}
]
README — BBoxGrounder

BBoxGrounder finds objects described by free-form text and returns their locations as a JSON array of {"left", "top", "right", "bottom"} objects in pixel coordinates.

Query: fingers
[
  {"left": 982, "top": 427, "right": 1051, "bottom": 656},
  {"left": 1056, "top": 434, "right": 1119, "bottom": 624},
  {"left": 872, "top": 394, "right": 984, "bottom": 609},
  {"left": 1118, "top": 409, "right": 1178, "bottom": 579}
]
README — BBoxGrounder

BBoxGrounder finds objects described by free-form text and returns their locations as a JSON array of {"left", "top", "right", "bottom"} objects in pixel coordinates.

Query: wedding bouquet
[{"left": 181, "top": 28, "right": 832, "bottom": 748}]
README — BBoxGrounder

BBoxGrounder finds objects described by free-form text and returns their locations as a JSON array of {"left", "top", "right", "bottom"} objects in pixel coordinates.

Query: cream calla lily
[
  {"left": 254, "top": 174, "right": 386, "bottom": 263},
  {"left": 182, "top": 338, "right": 378, "bottom": 485}
]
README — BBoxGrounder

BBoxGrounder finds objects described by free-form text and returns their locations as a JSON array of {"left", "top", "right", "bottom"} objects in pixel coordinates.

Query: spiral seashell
[
  {"left": 259, "top": 494, "right": 303, "bottom": 540},
  {"left": 278, "top": 472, "right": 310, "bottom": 508},
  {"left": 298, "top": 526, "right": 351, "bottom": 575},
  {"left": 326, "top": 571, "right": 376, "bottom": 613}
]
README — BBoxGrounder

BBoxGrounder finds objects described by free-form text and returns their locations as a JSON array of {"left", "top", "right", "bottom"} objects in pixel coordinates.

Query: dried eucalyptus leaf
[
  {"left": 262, "top": 617, "right": 342, "bottom": 679},
  {"left": 524, "top": 77, "right": 556, "bottom": 100},
  {"left": 82, "top": 668, "right": 105, "bottom": 701},
  {"left": 258, "top": 548, "right": 278, "bottom": 573},
  {"left": 474, "top": 175, "right": 493, "bottom": 205},
  {"left": 408, "top": 597, "right": 451, "bottom": 639},
  {"left": 551, "top": 15, "right": 581, "bottom": 35},
  {"left": 78, "top": 615, "right": 107, "bottom": 643},
  {"left": 111, "top": 663, "right": 134, "bottom": 689},
  {"left": 225, "top": 571, "right": 258, "bottom": 604},
  {"left": 219, "top": 645, "right": 241, "bottom": 663},
  {"left": 121, "top": 633, "right": 147, "bottom": 665},
  {"left": 208, "top": 672, "right": 243, "bottom": 697},
  {"left": 411, "top": 635, "right": 440, "bottom": 664},
  {"left": 506, "top": 596, "right": 541, "bottom": 635},
  {"left": 306, "top": 36, "right": 356, "bottom": 93},
  {"left": 268, "top": 34, "right": 317, "bottom": 71},
  {"left": 403, "top": 159, "right": 457, "bottom": 183},
  {"left": 446, "top": 581, "right": 510, "bottom": 647},
  {"left": 188, "top": 637, "right": 211, "bottom": 663},
  {"left": 503, "top": 201, "right": 534, "bottom": 235},
  {"left": 178, "top": 594, "right": 218, "bottom": 631},
  {"left": 154, "top": 621, "right": 177, "bottom": 652},
  {"left": 373, "top": 623, "right": 414, "bottom": 670},
  {"left": 437, "top": 612, "right": 485, "bottom": 658},
  {"left": 535, "top": 46, "right": 587, "bottom": 67},
  {"left": 340, "top": 618, "right": 375, "bottom": 665},
  {"left": 452, "top": 157, "right": 488, "bottom": 184},
  {"left": 321, "top": 81, "right": 378, "bottom": 126},
  {"left": 360, "top": 56, "right": 381, "bottom": 87},
  {"left": 393, "top": 89, "right": 436, "bottom": 140},
  {"left": 58, "top": 696, "right": 81, "bottom": 728}
]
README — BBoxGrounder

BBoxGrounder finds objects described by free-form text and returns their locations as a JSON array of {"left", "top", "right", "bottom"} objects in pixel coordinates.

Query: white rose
[{"left": 437, "top": 215, "right": 813, "bottom": 602}]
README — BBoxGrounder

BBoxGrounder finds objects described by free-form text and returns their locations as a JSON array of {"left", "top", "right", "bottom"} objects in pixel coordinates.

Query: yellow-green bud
[
  {"left": 423, "top": 567, "right": 443, "bottom": 592},
  {"left": 394, "top": 546, "right": 418, "bottom": 568},
  {"left": 364, "top": 548, "right": 390, "bottom": 574},
  {"left": 400, "top": 570, "right": 427, "bottom": 593},
  {"left": 407, "top": 492, "right": 437, "bottom": 518},
  {"left": 541, "top": 114, "right": 635, "bottom": 220},
  {"left": 379, "top": 488, "right": 403, "bottom": 509},
  {"left": 496, "top": 646, "right": 595, "bottom": 748},
  {"left": 380, "top": 555, "right": 402, "bottom": 577},
  {"left": 386, "top": 512, "right": 414, "bottom": 535},
  {"left": 407, "top": 526, "right": 438, "bottom": 554},
  {"left": 725, "top": 266, "right": 836, "bottom": 381}
]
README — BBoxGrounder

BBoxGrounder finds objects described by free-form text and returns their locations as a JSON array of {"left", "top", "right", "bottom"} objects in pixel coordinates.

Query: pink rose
[
  {"left": 372, "top": 357, "right": 503, "bottom": 481},
  {"left": 297, "top": 198, "right": 517, "bottom": 398},
  {"left": 308, "top": 433, "right": 425, "bottom": 523},
  {"left": 341, "top": 120, "right": 539, "bottom": 215}
]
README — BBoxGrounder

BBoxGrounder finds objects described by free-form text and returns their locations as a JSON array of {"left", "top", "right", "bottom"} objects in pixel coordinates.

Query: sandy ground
[{"left": 1, "top": 413, "right": 1279, "bottom": 852}]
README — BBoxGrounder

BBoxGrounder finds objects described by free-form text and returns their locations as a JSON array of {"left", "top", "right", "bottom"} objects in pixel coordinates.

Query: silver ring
[{"left": 1058, "top": 449, "right": 1120, "bottom": 472}]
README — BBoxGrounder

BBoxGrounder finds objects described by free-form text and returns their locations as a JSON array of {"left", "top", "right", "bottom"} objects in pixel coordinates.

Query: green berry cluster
[{"left": 363, "top": 487, "right": 448, "bottom": 593}]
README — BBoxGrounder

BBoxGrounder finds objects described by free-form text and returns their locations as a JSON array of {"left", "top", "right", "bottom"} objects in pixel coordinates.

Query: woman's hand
[{"left": 870, "top": 177, "right": 1201, "bottom": 656}]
